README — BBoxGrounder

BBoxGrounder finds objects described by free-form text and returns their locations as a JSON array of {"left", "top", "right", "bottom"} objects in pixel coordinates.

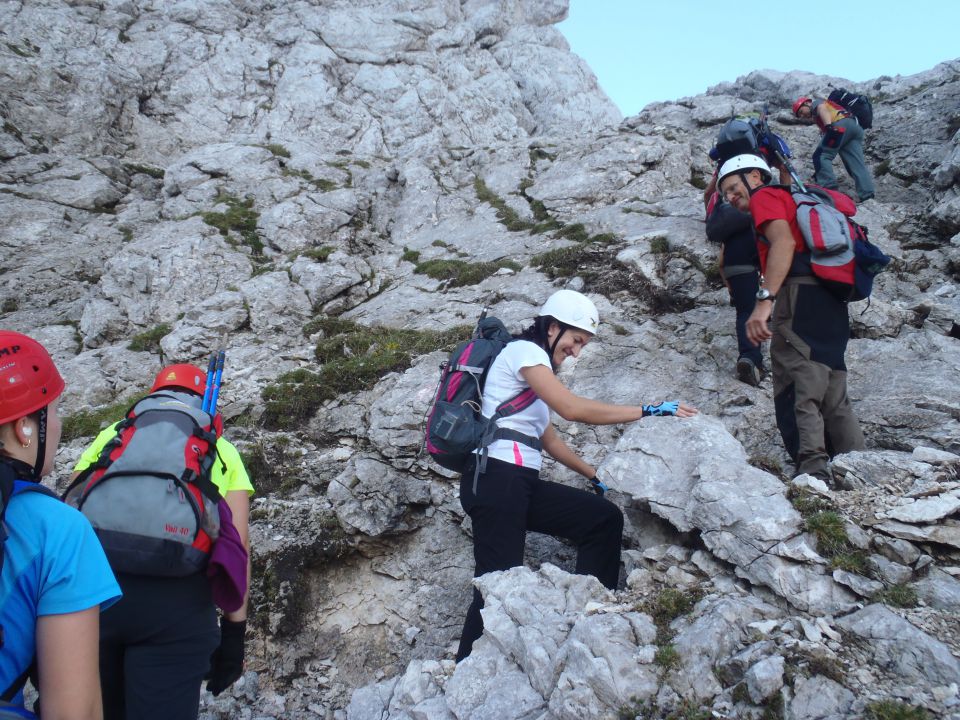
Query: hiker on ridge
[
  {"left": 70, "top": 363, "right": 254, "bottom": 720},
  {"left": 455, "top": 289, "right": 698, "bottom": 662},
  {"left": 793, "top": 96, "right": 875, "bottom": 202},
  {"left": 0, "top": 331, "right": 121, "bottom": 719},
  {"left": 716, "top": 154, "right": 865, "bottom": 485}
]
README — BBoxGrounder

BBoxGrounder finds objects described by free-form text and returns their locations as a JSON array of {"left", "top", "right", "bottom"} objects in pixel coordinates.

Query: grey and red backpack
[{"left": 64, "top": 390, "right": 222, "bottom": 577}]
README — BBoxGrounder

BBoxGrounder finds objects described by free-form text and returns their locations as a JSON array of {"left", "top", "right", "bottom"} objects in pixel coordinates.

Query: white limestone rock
[{"left": 836, "top": 604, "right": 960, "bottom": 686}]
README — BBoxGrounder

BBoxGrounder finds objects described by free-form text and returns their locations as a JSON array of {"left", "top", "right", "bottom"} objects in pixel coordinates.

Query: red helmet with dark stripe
[{"left": 150, "top": 363, "right": 206, "bottom": 394}]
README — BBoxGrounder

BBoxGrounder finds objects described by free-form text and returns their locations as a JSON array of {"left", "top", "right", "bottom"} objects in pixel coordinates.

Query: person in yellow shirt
[{"left": 72, "top": 364, "right": 253, "bottom": 720}]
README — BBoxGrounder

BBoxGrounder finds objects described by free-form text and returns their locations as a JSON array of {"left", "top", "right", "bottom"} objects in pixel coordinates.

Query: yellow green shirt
[{"left": 74, "top": 421, "right": 254, "bottom": 497}]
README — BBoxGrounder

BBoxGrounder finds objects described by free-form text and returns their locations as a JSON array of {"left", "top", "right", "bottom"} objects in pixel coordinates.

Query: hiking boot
[{"left": 736, "top": 358, "right": 761, "bottom": 387}]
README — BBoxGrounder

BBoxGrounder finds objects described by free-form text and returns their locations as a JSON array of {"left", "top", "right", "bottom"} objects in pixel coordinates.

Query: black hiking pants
[
  {"left": 727, "top": 270, "right": 763, "bottom": 368},
  {"left": 99, "top": 573, "right": 220, "bottom": 720},
  {"left": 456, "top": 457, "right": 623, "bottom": 661}
]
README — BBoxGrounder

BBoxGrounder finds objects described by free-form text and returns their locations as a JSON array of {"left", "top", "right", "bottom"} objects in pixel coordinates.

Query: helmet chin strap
[
  {"left": 31, "top": 406, "right": 47, "bottom": 481},
  {"left": 548, "top": 324, "right": 568, "bottom": 370}
]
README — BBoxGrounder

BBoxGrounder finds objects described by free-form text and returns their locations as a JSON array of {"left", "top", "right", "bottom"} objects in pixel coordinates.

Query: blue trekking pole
[
  {"left": 201, "top": 353, "right": 217, "bottom": 412},
  {"left": 208, "top": 350, "right": 226, "bottom": 414}
]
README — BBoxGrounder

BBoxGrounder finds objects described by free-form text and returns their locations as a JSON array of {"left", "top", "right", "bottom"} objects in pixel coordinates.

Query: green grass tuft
[
  {"left": 788, "top": 487, "right": 835, "bottom": 517},
  {"left": 831, "top": 551, "right": 870, "bottom": 574},
  {"left": 282, "top": 167, "right": 337, "bottom": 192},
  {"left": 650, "top": 236, "right": 671, "bottom": 254},
  {"left": 474, "top": 177, "right": 534, "bottom": 232},
  {"left": 689, "top": 169, "right": 708, "bottom": 190},
  {"left": 413, "top": 258, "right": 521, "bottom": 288},
  {"left": 261, "top": 320, "right": 470, "bottom": 429},
  {"left": 302, "top": 246, "right": 334, "bottom": 262},
  {"left": 646, "top": 587, "right": 704, "bottom": 629},
  {"left": 876, "top": 584, "right": 918, "bottom": 608},
  {"left": 805, "top": 511, "right": 849, "bottom": 558},
  {"left": 127, "top": 324, "right": 171, "bottom": 353},
  {"left": 62, "top": 396, "right": 140, "bottom": 442},
  {"left": 865, "top": 700, "right": 930, "bottom": 720},
  {"left": 262, "top": 143, "right": 291, "bottom": 159},
  {"left": 654, "top": 643, "right": 680, "bottom": 669},
  {"left": 201, "top": 192, "right": 263, "bottom": 256},
  {"left": 123, "top": 163, "right": 165, "bottom": 179}
]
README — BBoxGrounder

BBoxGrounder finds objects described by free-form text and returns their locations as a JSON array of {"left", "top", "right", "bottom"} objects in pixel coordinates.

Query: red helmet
[
  {"left": 0, "top": 331, "right": 66, "bottom": 425},
  {"left": 792, "top": 96, "right": 812, "bottom": 117},
  {"left": 150, "top": 363, "right": 206, "bottom": 394}
]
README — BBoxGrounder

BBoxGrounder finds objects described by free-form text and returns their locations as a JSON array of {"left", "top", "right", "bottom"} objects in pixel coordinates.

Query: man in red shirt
[{"left": 716, "top": 154, "right": 864, "bottom": 484}]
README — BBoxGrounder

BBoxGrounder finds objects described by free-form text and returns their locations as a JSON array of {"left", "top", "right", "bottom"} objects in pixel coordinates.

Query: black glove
[
  {"left": 206, "top": 618, "right": 246, "bottom": 696},
  {"left": 823, "top": 124, "right": 845, "bottom": 149}
]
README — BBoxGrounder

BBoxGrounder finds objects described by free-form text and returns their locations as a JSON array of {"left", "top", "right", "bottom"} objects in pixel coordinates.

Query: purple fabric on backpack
[{"left": 206, "top": 498, "right": 248, "bottom": 612}]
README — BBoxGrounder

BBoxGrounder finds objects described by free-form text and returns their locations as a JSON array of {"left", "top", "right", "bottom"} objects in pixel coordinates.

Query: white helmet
[
  {"left": 538, "top": 289, "right": 599, "bottom": 335},
  {"left": 717, "top": 154, "right": 772, "bottom": 186}
]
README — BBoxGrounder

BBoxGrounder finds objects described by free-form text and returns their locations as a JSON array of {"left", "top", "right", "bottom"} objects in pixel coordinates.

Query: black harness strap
[{"left": 1, "top": 662, "right": 33, "bottom": 702}]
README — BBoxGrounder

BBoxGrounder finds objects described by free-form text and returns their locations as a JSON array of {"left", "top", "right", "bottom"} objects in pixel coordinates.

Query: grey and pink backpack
[
  {"left": 757, "top": 185, "right": 890, "bottom": 302},
  {"left": 64, "top": 390, "right": 222, "bottom": 577},
  {"left": 424, "top": 311, "right": 541, "bottom": 488}
]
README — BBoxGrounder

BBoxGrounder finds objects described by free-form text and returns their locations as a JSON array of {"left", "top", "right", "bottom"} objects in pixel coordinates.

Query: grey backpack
[{"left": 64, "top": 391, "right": 222, "bottom": 577}]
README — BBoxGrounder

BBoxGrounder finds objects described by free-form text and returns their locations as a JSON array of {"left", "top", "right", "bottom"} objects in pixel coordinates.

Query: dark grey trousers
[{"left": 771, "top": 282, "right": 865, "bottom": 476}]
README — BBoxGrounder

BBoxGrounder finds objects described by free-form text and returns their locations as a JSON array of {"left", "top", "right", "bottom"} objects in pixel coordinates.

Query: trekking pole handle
[
  {"left": 209, "top": 350, "right": 226, "bottom": 415},
  {"left": 201, "top": 353, "right": 217, "bottom": 413}
]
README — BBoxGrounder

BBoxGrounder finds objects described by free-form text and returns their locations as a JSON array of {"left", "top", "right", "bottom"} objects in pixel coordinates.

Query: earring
[{"left": 21, "top": 440, "right": 32, "bottom": 448}]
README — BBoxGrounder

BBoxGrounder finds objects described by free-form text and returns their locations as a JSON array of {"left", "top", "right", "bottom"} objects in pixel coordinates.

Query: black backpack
[
  {"left": 424, "top": 311, "right": 542, "bottom": 490},
  {"left": 827, "top": 88, "right": 873, "bottom": 129}
]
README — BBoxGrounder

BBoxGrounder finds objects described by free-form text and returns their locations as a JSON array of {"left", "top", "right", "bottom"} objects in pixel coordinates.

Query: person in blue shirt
[{"left": 0, "top": 331, "right": 121, "bottom": 719}]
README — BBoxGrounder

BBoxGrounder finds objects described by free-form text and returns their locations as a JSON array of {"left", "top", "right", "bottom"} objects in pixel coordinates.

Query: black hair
[
  {"left": 514, "top": 315, "right": 552, "bottom": 349},
  {"left": 515, "top": 315, "right": 569, "bottom": 372}
]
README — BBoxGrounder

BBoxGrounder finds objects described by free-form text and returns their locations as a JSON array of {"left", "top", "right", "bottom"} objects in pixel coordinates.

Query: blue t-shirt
[{"left": 0, "top": 481, "right": 121, "bottom": 710}]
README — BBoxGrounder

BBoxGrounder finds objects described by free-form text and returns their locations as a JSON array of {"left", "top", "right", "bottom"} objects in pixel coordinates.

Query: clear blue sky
[{"left": 558, "top": 1, "right": 959, "bottom": 117}]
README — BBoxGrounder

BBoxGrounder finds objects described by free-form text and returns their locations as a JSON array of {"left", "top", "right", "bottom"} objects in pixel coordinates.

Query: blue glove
[
  {"left": 642, "top": 401, "right": 679, "bottom": 417},
  {"left": 589, "top": 476, "right": 608, "bottom": 496}
]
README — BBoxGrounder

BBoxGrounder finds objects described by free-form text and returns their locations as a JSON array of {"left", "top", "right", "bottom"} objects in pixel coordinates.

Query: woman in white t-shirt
[{"left": 456, "top": 290, "right": 698, "bottom": 661}]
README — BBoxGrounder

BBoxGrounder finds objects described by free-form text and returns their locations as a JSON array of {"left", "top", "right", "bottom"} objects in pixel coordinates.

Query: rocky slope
[{"left": 2, "top": 1, "right": 960, "bottom": 718}]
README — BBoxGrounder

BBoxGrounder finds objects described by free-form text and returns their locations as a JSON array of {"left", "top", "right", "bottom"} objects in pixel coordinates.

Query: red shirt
[{"left": 748, "top": 186, "right": 857, "bottom": 274}]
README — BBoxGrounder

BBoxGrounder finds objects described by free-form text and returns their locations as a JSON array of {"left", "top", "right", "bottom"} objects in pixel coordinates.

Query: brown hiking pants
[{"left": 771, "top": 281, "right": 865, "bottom": 477}]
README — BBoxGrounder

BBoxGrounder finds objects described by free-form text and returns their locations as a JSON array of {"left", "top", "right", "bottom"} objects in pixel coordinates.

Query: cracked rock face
[{"left": 3, "top": 2, "right": 960, "bottom": 718}]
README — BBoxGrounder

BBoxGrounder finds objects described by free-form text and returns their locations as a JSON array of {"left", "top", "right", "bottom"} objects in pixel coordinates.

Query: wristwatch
[{"left": 756, "top": 288, "right": 776, "bottom": 302}]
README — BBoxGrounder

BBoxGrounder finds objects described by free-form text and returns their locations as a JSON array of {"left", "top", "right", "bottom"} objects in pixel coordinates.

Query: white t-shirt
[{"left": 481, "top": 339, "right": 551, "bottom": 469}]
